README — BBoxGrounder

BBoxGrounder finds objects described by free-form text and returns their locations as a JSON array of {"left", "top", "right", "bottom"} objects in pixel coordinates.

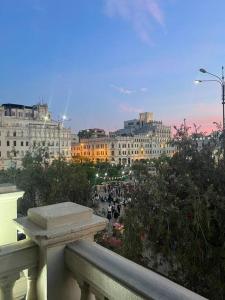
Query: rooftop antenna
[{"left": 222, "top": 66, "right": 224, "bottom": 81}]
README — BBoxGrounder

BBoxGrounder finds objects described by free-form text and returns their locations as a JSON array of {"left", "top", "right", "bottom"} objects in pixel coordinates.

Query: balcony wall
[{"left": 0, "top": 202, "right": 208, "bottom": 300}]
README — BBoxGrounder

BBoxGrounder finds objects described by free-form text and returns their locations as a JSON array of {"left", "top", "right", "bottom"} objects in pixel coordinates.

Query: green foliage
[
  {"left": 123, "top": 124, "right": 225, "bottom": 299},
  {"left": 16, "top": 148, "right": 92, "bottom": 215}
]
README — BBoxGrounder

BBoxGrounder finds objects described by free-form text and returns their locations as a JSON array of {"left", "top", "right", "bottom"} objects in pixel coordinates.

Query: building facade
[
  {"left": 0, "top": 103, "right": 71, "bottom": 169},
  {"left": 71, "top": 112, "right": 176, "bottom": 165},
  {"left": 71, "top": 135, "right": 175, "bottom": 165}
]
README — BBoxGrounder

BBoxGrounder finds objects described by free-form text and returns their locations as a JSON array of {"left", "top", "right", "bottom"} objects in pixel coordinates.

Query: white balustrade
[
  {"left": 0, "top": 239, "right": 38, "bottom": 300},
  {"left": 0, "top": 202, "right": 209, "bottom": 300}
]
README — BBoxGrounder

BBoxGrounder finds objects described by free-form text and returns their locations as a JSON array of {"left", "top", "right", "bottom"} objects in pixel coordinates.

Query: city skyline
[{"left": 0, "top": 0, "right": 225, "bottom": 133}]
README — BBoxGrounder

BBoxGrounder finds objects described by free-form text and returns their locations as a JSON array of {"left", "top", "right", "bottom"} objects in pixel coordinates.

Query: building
[
  {"left": 71, "top": 137, "right": 111, "bottom": 163},
  {"left": 78, "top": 128, "right": 106, "bottom": 140},
  {"left": 0, "top": 103, "right": 71, "bottom": 169},
  {"left": 112, "top": 112, "right": 170, "bottom": 138},
  {"left": 71, "top": 112, "right": 175, "bottom": 165},
  {"left": 0, "top": 184, "right": 24, "bottom": 246},
  {"left": 72, "top": 134, "right": 175, "bottom": 165}
]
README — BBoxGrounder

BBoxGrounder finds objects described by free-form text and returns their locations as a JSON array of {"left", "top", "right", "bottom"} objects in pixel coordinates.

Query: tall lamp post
[
  {"left": 195, "top": 67, "right": 225, "bottom": 130},
  {"left": 195, "top": 66, "right": 225, "bottom": 155}
]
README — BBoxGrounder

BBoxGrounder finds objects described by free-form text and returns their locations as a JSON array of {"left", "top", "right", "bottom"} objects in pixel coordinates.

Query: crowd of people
[{"left": 92, "top": 182, "right": 133, "bottom": 223}]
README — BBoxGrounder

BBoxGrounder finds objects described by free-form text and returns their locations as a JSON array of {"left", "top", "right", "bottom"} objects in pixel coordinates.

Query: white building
[{"left": 0, "top": 103, "right": 71, "bottom": 169}]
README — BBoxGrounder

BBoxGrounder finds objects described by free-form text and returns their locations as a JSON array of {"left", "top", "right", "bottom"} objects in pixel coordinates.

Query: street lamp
[{"left": 195, "top": 66, "right": 225, "bottom": 155}]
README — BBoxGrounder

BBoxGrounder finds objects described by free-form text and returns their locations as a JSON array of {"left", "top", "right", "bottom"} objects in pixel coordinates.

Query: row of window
[
  {"left": 4, "top": 140, "right": 69, "bottom": 147},
  {"left": 81, "top": 144, "right": 107, "bottom": 150},
  {"left": 80, "top": 151, "right": 107, "bottom": 156},
  {"left": 3, "top": 149, "right": 70, "bottom": 158},
  {"left": 4, "top": 131, "right": 69, "bottom": 139},
  {"left": 117, "top": 143, "right": 171, "bottom": 149},
  {"left": 117, "top": 149, "right": 175, "bottom": 155}
]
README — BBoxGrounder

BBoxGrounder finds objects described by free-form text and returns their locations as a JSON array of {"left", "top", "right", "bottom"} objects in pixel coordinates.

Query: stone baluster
[
  {"left": 24, "top": 267, "right": 37, "bottom": 300},
  {"left": 90, "top": 286, "right": 108, "bottom": 300},
  {"left": 79, "top": 281, "right": 91, "bottom": 300},
  {"left": 0, "top": 272, "right": 20, "bottom": 300}
]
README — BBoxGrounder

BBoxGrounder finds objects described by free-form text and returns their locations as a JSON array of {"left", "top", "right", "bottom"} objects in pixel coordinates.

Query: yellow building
[{"left": 71, "top": 137, "right": 111, "bottom": 163}]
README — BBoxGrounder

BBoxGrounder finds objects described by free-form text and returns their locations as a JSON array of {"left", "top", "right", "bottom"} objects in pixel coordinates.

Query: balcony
[{"left": 0, "top": 202, "right": 207, "bottom": 300}]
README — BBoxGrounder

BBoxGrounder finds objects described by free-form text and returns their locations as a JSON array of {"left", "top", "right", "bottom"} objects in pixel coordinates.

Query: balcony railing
[
  {"left": 0, "top": 202, "right": 208, "bottom": 300},
  {"left": 65, "top": 239, "right": 206, "bottom": 300},
  {"left": 0, "top": 239, "right": 38, "bottom": 300}
]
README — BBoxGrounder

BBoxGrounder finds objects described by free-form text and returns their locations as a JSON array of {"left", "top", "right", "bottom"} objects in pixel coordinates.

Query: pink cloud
[{"left": 103, "top": 0, "right": 165, "bottom": 44}]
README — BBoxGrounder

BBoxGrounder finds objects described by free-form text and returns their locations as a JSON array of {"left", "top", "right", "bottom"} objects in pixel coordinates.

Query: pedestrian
[
  {"left": 117, "top": 203, "right": 121, "bottom": 215},
  {"left": 114, "top": 210, "right": 119, "bottom": 221},
  {"left": 107, "top": 204, "right": 112, "bottom": 221},
  {"left": 112, "top": 204, "right": 115, "bottom": 216}
]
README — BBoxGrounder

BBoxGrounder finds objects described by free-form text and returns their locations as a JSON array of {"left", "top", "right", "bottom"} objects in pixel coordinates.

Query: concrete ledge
[
  {"left": 65, "top": 240, "right": 207, "bottom": 300},
  {"left": 0, "top": 240, "right": 38, "bottom": 277},
  {"left": 28, "top": 202, "right": 92, "bottom": 230},
  {"left": 15, "top": 202, "right": 108, "bottom": 247}
]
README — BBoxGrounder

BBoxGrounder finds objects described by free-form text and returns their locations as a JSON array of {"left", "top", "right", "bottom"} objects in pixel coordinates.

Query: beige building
[
  {"left": 0, "top": 103, "right": 71, "bottom": 169},
  {"left": 71, "top": 112, "right": 175, "bottom": 165},
  {"left": 71, "top": 134, "right": 175, "bottom": 165}
]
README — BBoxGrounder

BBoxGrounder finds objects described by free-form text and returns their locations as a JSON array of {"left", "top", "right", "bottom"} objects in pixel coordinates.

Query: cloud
[
  {"left": 110, "top": 84, "right": 148, "bottom": 94},
  {"left": 119, "top": 103, "right": 143, "bottom": 113},
  {"left": 110, "top": 84, "right": 135, "bottom": 94},
  {"left": 140, "top": 87, "right": 148, "bottom": 92},
  {"left": 103, "top": 0, "right": 165, "bottom": 44}
]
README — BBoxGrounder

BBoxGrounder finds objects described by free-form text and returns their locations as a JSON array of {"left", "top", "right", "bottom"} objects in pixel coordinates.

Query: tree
[
  {"left": 122, "top": 123, "right": 225, "bottom": 299},
  {"left": 17, "top": 148, "right": 92, "bottom": 215}
]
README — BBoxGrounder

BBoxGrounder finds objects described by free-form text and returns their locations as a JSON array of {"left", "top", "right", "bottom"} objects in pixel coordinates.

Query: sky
[{"left": 0, "top": 0, "right": 225, "bottom": 133}]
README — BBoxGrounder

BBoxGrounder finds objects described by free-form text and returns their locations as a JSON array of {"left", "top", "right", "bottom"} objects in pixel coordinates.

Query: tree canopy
[{"left": 122, "top": 125, "right": 225, "bottom": 299}]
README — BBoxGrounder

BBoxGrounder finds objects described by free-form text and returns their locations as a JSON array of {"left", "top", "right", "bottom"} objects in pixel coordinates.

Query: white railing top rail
[
  {"left": 65, "top": 240, "right": 207, "bottom": 300},
  {"left": 0, "top": 240, "right": 38, "bottom": 277}
]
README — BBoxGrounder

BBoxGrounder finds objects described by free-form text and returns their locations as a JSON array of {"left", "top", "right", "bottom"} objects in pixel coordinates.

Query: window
[
  {"left": 7, "top": 141, "right": 10, "bottom": 146},
  {"left": 13, "top": 141, "right": 16, "bottom": 146},
  {"left": 13, "top": 131, "right": 16, "bottom": 137},
  {"left": 26, "top": 141, "right": 29, "bottom": 146}
]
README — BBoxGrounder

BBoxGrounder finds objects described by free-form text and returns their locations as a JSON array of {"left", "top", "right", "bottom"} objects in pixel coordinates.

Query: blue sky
[{"left": 0, "top": 0, "right": 225, "bottom": 132}]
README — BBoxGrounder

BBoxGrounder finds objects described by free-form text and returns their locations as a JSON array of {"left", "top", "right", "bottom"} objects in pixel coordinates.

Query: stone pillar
[
  {"left": 0, "top": 272, "right": 20, "bottom": 300},
  {"left": 15, "top": 202, "right": 107, "bottom": 300}
]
